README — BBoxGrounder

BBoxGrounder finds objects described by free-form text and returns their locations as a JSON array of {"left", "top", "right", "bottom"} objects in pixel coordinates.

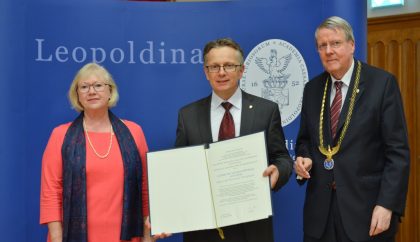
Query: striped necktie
[{"left": 330, "top": 81, "right": 343, "bottom": 140}]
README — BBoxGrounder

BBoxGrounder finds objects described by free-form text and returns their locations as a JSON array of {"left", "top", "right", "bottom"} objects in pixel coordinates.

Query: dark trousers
[
  {"left": 183, "top": 218, "right": 274, "bottom": 242},
  {"left": 304, "top": 191, "right": 396, "bottom": 242}
]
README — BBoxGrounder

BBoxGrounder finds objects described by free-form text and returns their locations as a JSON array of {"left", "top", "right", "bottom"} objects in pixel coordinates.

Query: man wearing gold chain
[{"left": 294, "top": 16, "right": 410, "bottom": 242}]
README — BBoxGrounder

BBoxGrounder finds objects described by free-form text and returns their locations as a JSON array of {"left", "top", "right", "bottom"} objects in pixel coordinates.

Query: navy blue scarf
[{"left": 61, "top": 111, "right": 143, "bottom": 242}]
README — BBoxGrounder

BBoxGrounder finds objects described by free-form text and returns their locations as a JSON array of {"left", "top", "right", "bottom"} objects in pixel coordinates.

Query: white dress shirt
[{"left": 330, "top": 59, "right": 355, "bottom": 107}]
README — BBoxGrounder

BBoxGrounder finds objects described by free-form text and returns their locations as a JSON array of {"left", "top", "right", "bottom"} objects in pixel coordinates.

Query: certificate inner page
[
  {"left": 206, "top": 132, "right": 272, "bottom": 228},
  {"left": 147, "top": 145, "right": 216, "bottom": 235}
]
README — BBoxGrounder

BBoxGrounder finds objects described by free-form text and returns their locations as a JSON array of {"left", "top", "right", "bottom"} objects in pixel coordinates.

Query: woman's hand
[{"left": 48, "top": 221, "right": 63, "bottom": 242}]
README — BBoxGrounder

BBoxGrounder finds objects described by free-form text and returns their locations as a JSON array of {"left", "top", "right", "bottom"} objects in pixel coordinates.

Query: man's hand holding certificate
[{"left": 147, "top": 131, "right": 272, "bottom": 236}]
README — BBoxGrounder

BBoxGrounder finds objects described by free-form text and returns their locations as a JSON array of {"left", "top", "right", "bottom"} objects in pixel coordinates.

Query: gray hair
[{"left": 315, "top": 16, "right": 355, "bottom": 44}]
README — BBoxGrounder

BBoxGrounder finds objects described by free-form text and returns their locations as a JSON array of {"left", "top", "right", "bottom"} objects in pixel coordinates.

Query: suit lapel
[
  {"left": 240, "top": 91, "right": 255, "bottom": 136},
  {"left": 323, "top": 75, "right": 334, "bottom": 146},
  {"left": 353, "top": 62, "right": 365, "bottom": 104},
  {"left": 198, "top": 95, "right": 213, "bottom": 143}
]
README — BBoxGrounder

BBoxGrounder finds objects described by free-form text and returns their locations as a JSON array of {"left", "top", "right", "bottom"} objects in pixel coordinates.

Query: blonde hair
[{"left": 68, "top": 63, "right": 119, "bottom": 112}]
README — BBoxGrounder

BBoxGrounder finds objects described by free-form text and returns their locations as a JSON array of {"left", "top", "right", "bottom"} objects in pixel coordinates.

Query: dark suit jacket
[
  {"left": 296, "top": 60, "right": 410, "bottom": 242},
  {"left": 175, "top": 90, "right": 293, "bottom": 242}
]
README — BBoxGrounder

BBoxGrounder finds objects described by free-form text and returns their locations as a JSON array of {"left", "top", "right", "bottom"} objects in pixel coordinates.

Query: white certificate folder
[{"left": 146, "top": 131, "right": 273, "bottom": 235}]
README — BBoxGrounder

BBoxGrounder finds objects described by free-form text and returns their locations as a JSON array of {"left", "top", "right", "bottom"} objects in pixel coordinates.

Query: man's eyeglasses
[
  {"left": 78, "top": 82, "right": 110, "bottom": 93},
  {"left": 205, "top": 64, "right": 242, "bottom": 73},
  {"left": 317, "top": 41, "right": 343, "bottom": 51}
]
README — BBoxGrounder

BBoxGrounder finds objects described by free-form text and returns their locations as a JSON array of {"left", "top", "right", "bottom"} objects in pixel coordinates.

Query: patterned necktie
[
  {"left": 218, "top": 102, "right": 235, "bottom": 141},
  {"left": 330, "top": 81, "right": 343, "bottom": 140}
]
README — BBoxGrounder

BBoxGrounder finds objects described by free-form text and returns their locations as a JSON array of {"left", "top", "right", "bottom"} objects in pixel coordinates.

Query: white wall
[{"left": 368, "top": 0, "right": 420, "bottom": 18}]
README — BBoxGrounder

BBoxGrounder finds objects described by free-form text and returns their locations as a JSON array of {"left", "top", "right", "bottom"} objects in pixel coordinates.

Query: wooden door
[{"left": 368, "top": 13, "right": 420, "bottom": 242}]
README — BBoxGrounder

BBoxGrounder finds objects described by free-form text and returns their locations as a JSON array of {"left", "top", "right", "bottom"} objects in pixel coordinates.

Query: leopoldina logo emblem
[{"left": 240, "top": 39, "right": 308, "bottom": 127}]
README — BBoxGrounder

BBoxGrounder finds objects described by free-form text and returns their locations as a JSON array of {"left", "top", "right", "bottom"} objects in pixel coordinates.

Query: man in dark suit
[
  {"left": 175, "top": 38, "right": 293, "bottom": 242},
  {"left": 294, "top": 16, "right": 410, "bottom": 242}
]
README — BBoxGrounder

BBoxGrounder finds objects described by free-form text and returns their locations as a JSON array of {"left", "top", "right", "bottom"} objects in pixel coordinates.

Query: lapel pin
[
  {"left": 249, "top": 105, "right": 253, "bottom": 109},
  {"left": 356, "top": 89, "right": 360, "bottom": 93}
]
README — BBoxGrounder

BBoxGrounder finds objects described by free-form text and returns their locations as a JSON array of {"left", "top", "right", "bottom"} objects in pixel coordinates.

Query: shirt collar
[
  {"left": 211, "top": 88, "right": 242, "bottom": 110},
  {"left": 331, "top": 59, "right": 354, "bottom": 87}
]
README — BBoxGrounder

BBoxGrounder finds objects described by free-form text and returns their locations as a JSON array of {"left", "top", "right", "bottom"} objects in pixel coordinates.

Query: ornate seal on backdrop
[{"left": 240, "top": 39, "right": 308, "bottom": 127}]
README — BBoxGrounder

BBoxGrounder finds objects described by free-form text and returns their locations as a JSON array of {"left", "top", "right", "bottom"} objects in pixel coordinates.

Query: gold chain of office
[{"left": 318, "top": 60, "right": 361, "bottom": 161}]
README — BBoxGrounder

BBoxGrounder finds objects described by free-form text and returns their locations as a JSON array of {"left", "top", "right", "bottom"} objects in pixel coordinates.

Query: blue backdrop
[{"left": 0, "top": 0, "right": 366, "bottom": 241}]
